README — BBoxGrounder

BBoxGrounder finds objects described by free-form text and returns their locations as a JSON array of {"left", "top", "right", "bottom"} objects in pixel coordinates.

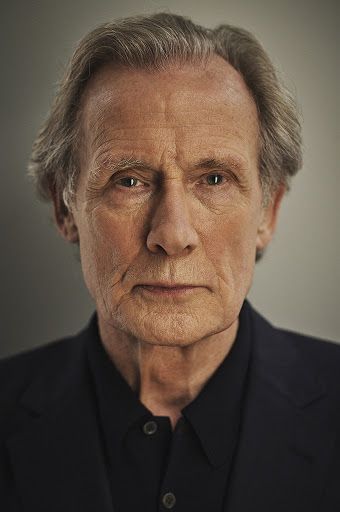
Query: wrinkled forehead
[{"left": 78, "top": 55, "right": 259, "bottom": 162}]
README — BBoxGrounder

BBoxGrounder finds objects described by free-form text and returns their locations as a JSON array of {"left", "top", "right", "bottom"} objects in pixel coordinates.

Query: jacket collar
[{"left": 224, "top": 304, "right": 332, "bottom": 510}]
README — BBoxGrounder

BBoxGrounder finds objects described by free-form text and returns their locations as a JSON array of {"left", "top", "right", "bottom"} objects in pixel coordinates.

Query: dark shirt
[{"left": 86, "top": 301, "right": 252, "bottom": 512}]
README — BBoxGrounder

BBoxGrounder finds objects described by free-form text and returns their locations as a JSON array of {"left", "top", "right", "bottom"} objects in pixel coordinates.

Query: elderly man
[{"left": 1, "top": 13, "right": 339, "bottom": 512}]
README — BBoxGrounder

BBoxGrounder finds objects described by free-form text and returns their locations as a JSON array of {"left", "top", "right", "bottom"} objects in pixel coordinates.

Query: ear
[
  {"left": 256, "top": 184, "right": 286, "bottom": 253},
  {"left": 51, "top": 188, "right": 79, "bottom": 243}
]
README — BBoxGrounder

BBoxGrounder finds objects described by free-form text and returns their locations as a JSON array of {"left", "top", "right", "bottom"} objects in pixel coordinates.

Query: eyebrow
[
  {"left": 192, "top": 157, "right": 246, "bottom": 173},
  {"left": 89, "top": 156, "right": 154, "bottom": 183},
  {"left": 92, "top": 154, "right": 247, "bottom": 177}
]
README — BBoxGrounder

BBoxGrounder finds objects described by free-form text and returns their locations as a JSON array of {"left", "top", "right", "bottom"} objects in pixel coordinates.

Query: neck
[{"left": 98, "top": 317, "right": 239, "bottom": 429}]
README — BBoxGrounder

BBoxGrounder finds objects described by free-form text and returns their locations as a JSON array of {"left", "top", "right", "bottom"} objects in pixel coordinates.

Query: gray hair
[{"left": 28, "top": 12, "right": 302, "bottom": 211}]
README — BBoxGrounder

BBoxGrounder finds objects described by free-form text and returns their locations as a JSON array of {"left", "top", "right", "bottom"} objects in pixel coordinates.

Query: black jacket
[{"left": 1, "top": 302, "right": 339, "bottom": 511}]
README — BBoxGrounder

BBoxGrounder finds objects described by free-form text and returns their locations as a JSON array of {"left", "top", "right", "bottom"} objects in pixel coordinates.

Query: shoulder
[
  {"left": 247, "top": 301, "right": 340, "bottom": 388},
  {"left": 277, "top": 326, "right": 340, "bottom": 385},
  {"left": 277, "top": 326, "right": 340, "bottom": 359},
  {"left": 0, "top": 332, "right": 86, "bottom": 405},
  {"left": 248, "top": 300, "right": 340, "bottom": 356}
]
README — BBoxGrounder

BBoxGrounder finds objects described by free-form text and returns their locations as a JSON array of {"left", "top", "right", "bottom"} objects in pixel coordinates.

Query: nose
[{"left": 146, "top": 182, "right": 199, "bottom": 256}]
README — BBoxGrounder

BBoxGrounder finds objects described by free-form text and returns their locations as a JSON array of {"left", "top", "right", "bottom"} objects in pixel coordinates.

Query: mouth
[{"left": 136, "top": 284, "right": 204, "bottom": 296}]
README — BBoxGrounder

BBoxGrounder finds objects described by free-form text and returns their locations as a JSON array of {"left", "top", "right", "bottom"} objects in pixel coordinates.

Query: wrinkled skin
[{"left": 55, "top": 56, "right": 284, "bottom": 424}]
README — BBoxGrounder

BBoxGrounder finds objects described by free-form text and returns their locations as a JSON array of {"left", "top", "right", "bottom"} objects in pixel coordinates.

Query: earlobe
[
  {"left": 51, "top": 189, "right": 79, "bottom": 243},
  {"left": 256, "top": 184, "right": 286, "bottom": 253},
  {"left": 58, "top": 213, "right": 79, "bottom": 243}
]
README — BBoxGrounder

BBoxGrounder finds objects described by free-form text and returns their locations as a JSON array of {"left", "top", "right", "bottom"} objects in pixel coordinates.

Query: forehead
[{"left": 79, "top": 55, "right": 259, "bottom": 166}]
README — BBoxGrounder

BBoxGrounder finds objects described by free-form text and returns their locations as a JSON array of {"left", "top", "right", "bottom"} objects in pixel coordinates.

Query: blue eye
[
  {"left": 206, "top": 174, "right": 224, "bottom": 185},
  {"left": 118, "top": 177, "right": 140, "bottom": 187}
]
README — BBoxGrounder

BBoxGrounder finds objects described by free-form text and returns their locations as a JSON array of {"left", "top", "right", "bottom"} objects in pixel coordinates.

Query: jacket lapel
[
  {"left": 225, "top": 306, "right": 335, "bottom": 511},
  {"left": 6, "top": 334, "right": 113, "bottom": 512}
]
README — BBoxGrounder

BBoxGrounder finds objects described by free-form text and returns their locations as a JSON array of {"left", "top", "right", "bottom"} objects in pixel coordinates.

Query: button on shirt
[{"left": 86, "top": 301, "right": 252, "bottom": 512}]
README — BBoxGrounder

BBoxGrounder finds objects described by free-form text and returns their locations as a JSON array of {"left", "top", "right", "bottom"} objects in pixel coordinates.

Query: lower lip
[{"left": 138, "top": 285, "right": 201, "bottom": 296}]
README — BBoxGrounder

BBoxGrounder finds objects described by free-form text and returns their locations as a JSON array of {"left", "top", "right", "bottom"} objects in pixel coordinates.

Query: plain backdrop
[{"left": 1, "top": 0, "right": 339, "bottom": 357}]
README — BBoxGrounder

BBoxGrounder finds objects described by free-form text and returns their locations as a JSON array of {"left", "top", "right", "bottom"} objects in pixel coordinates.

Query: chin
[{"left": 113, "top": 306, "right": 230, "bottom": 347}]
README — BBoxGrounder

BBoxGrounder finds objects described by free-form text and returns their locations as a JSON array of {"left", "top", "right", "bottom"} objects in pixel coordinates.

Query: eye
[
  {"left": 116, "top": 176, "right": 143, "bottom": 188},
  {"left": 205, "top": 174, "right": 225, "bottom": 186}
]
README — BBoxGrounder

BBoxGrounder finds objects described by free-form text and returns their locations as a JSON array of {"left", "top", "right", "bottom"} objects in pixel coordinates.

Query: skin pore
[{"left": 55, "top": 55, "right": 284, "bottom": 429}]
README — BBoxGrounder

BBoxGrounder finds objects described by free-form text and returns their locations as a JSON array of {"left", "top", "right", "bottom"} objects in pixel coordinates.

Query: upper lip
[{"left": 138, "top": 282, "right": 201, "bottom": 288}]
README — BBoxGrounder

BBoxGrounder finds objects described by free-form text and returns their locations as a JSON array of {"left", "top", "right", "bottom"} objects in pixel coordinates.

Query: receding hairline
[
  {"left": 76, "top": 54, "right": 260, "bottom": 168},
  {"left": 78, "top": 53, "right": 255, "bottom": 118}
]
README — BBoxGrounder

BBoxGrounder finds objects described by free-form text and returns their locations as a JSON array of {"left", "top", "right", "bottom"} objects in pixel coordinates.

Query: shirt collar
[
  {"left": 86, "top": 318, "right": 150, "bottom": 466},
  {"left": 86, "top": 300, "right": 252, "bottom": 469},
  {"left": 182, "top": 300, "right": 252, "bottom": 467}
]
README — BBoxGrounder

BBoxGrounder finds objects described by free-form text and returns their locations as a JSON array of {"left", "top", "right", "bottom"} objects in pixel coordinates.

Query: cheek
[
  {"left": 85, "top": 206, "right": 133, "bottom": 253},
  {"left": 205, "top": 207, "right": 260, "bottom": 283},
  {"left": 77, "top": 208, "right": 137, "bottom": 294}
]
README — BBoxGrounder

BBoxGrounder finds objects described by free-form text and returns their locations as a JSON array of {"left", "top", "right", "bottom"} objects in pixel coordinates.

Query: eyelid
[
  {"left": 202, "top": 170, "right": 232, "bottom": 177},
  {"left": 111, "top": 169, "right": 146, "bottom": 181}
]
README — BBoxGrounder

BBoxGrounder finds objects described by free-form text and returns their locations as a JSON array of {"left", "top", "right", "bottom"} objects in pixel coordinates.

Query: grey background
[{"left": 1, "top": 0, "right": 339, "bottom": 358}]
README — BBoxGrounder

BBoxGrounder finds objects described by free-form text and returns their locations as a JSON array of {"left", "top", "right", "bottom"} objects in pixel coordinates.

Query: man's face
[{"left": 61, "top": 56, "right": 282, "bottom": 346}]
